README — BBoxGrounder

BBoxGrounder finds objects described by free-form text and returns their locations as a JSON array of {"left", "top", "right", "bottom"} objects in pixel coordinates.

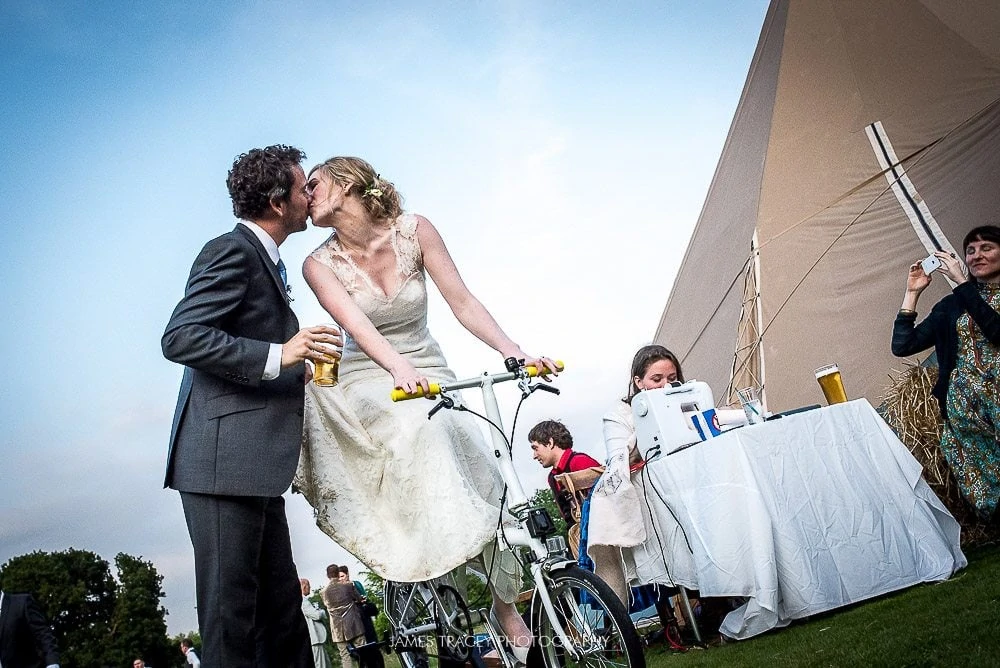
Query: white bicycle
[{"left": 384, "top": 359, "right": 645, "bottom": 668}]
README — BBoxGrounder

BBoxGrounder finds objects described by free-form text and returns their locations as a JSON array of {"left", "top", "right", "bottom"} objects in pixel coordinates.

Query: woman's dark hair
[
  {"left": 625, "top": 344, "right": 684, "bottom": 403},
  {"left": 963, "top": 225, "right": 1000, "bottom": 252},
  {"left": 962, "top": 225, "right": 1000, "bottom": 283},
  {"left": 226, "top": 145, "right": 306, "bottom": 220}
]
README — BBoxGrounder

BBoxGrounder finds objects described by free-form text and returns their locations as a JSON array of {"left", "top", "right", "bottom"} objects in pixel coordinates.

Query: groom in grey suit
[{"left": 163, "top": 145, "right": 340, "bottom": 667}]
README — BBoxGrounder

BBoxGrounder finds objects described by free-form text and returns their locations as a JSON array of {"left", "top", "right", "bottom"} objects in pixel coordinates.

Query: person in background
[
  {"left": 337, "top": 565, "right": 364, "bottom": 596},
  {"left": 179, "top": 638, "right": 200, "bottom": 667},
  {"left": 321, "top": 564, "right": 364, "bottom": 668},
  {"left": 892, "top": 225, "right": 1000, "bottom": 520},
  {"left": 0, "top": 589, "right": 59, "bottom": 668},
  {"left": 300, "top": 579, "right": 333, "bottom": 668},
  {"left": 337, "top": 566, "right": 383, "bottom": 668},
  {"left": 528, "top": 420, "right": 602, "bottom": 552}
]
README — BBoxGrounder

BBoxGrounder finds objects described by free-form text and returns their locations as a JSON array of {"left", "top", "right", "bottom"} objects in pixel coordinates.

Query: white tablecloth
[{"left": 639, "top": 399, "right": 966, "bottom": 639}]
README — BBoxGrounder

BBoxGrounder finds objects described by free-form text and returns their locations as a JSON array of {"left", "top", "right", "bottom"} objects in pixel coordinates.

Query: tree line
[
  {"left": 2, "top": 489, "right": 566, "bottom": 668},
  {"left": 0, "top": 549, "right": 182, "bottom": 668}
]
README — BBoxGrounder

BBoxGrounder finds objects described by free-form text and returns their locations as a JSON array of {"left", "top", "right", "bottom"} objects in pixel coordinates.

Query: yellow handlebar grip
[
  {"left": 526, "top": 360, "right": 566, "bottom": 377},
  {"left": 391, "top": 383, "right": 442, "bottom": 401}
]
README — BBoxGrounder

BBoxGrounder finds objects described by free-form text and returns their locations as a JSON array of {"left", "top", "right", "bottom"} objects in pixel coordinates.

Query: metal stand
[{"left": 675, "top": 589, "right": 702, "bottom": 644}]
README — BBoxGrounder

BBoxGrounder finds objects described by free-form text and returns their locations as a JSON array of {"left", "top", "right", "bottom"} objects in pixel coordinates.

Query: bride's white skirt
[{"left": 296, "top": 369, "right": 520, "bottom": 601}]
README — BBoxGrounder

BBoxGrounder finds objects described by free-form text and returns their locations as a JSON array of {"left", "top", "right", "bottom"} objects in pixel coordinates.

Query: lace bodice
[
  {"left": 310, "top": 214, "right": 422, "bottom": 297},
  {"left": 309, "top": 213, "right": 449, "bottom": 378},
  {"left": 298, "top": 215, "right": 518, "bottom": 587}
]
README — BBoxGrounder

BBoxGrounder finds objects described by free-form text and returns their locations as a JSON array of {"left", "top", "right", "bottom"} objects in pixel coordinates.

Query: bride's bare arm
[
  {"left": 303, "top": 256, "right": 429, "bottom": 393},
  {"left": 417, "top": 216, "right": 555, "bottom": 372}
]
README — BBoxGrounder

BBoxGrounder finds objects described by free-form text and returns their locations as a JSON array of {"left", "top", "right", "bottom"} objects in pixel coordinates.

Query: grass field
[
  {"left": 372, "top": 544, "right": 999, "bottom": 668},
  {"left": 644, "top": 543, "right": 1000, "bottom": 667}
]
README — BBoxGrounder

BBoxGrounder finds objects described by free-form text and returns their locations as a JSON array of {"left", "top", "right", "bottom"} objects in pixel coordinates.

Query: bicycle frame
[
  {"left": 388, "top": 578, "right": 463, "bottom": 638},
  {"left": 393, "top": 361, "right": 584, "bottom": 659}
]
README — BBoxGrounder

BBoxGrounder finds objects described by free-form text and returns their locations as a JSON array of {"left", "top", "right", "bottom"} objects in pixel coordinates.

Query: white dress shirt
[{"left": 238, "top": 221, "right": 285, "bottom": 380}]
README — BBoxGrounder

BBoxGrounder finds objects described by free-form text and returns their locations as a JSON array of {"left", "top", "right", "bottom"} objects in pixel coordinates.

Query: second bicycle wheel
[
  {"left": 384, "top": 581, "right": 431, "bottom": 668},
  {"left": 384, "top": 579, "right": 473, "bottom": 668},
  {"left": 531, "top": 566, "right": 645, "bottom": 668}
]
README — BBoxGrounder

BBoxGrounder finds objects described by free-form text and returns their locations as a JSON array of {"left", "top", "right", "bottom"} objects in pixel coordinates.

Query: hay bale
[{"left": 879, "top": 363, "right": 999, "bottom": 546}]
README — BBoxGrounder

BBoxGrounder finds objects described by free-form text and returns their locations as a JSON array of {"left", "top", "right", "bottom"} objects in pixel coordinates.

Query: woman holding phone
[{"left": 892, "top": 225, "right": 1000, "bottom": 519}]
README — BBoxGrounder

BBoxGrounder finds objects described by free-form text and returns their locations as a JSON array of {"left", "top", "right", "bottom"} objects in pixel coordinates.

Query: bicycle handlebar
[
  {"left": 390, "top": 360, "right": 565, "bottom": 402},
  {"left": 390, "top": 383, "right": 443, "bottom": 401}
]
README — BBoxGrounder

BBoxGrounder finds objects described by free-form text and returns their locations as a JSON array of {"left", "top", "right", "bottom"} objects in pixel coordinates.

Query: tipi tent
[{"left": 656, "top": 0, "right": 1000, "bottom": 412}]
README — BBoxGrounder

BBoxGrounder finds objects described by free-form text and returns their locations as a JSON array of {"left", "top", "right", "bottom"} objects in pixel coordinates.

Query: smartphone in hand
[{"left": 920, "top": 254, "right": 941, "bottom": 275}]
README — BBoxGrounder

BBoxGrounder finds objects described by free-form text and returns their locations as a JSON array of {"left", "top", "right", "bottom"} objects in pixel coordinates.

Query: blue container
[{"left": 690, "top": 408, "right": 722, "bottom": 440}]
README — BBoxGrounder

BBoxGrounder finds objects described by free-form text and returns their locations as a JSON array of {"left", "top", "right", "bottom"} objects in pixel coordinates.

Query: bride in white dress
[{"left": 295, "top": 156, "right": 554, "bottom": 653}]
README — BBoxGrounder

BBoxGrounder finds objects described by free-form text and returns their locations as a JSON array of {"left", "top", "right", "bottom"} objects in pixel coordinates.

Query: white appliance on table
[{"left": 632, "top": 380, "right": 727, "bottom": 456}]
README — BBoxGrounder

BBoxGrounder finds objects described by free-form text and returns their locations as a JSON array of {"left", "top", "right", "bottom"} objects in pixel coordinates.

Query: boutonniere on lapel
[{"left": 276, "top": 259, "right": 293, "bottom": 303}]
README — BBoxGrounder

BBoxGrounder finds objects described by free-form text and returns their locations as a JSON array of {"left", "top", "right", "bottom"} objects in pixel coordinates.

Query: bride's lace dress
[{"left": 296, "top": 214, "right": 516, "bottom": 593}]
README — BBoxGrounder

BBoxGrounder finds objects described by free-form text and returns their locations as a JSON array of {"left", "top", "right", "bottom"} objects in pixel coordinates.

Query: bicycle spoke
[{"left": 533, "top": 567, "right": 644, "bottom": 668}]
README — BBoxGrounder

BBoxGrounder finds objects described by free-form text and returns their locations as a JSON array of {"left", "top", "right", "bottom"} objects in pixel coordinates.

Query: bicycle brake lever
[
  {"left": 533, "top": 383, "right": 560, "bottom": 395},
  {"left": 427, "top": 395, "right": 455, "bottom": 420}
]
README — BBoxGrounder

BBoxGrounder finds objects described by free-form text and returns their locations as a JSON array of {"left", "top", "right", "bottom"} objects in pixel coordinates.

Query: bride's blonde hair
[{"left": 310, "top": 156, "right": 403, "bottom": 221}]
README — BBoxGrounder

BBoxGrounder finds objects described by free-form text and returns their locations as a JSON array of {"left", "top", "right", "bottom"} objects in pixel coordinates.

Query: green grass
[{"left": 645, "top": 544, "right": 1000, "bottom": 667}]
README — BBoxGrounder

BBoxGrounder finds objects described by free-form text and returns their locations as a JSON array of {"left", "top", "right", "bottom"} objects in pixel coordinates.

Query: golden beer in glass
[
  {"left": 313, "top": 323, "right": 343, "bottom": 386},
  {"left": 313, "top": 358, "right": 340, "bottom": 386},
  {"left": 815, "top": 364, "right": 847, "bottom": 404}
]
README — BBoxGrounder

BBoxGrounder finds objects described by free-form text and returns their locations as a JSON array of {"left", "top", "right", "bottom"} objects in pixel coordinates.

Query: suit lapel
[{"left": 234, "top": 225, "right": 290, "bottom": 305}]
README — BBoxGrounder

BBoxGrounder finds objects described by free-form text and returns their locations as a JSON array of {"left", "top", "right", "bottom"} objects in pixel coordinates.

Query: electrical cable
[{"left": 640, "top": 443, "right": 694, "bottom": 555}]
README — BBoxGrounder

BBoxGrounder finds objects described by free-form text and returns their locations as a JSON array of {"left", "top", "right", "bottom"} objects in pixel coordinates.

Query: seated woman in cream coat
[{"left": 587, "top": 345, "right": 699, "bottom": 618}]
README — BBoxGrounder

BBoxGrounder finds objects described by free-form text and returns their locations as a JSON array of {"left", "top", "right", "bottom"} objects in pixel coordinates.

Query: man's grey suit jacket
[{"left": 162, "top": 224, "right": 305, "bottom": 497}]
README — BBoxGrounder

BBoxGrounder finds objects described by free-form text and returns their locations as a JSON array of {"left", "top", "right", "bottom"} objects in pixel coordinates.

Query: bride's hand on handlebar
[
  {"left": 524, "top": 355, "right": 560, "bottom": 379},
  {"left": 391, "top": 362, "right": 431, "bottom": 396}
]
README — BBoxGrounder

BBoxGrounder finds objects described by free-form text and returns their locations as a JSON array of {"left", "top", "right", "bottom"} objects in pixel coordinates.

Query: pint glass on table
[{"left": 815, "top": 363, "right": 847, "bottom": 404}]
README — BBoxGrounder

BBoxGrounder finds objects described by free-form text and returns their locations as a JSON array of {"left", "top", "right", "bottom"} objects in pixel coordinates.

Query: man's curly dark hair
[
  {"left": 528, "top": 420, "right": 574, "bottom": 450},
  {"left": 226, "top": 145, "right": 306, "bottom": 220}
]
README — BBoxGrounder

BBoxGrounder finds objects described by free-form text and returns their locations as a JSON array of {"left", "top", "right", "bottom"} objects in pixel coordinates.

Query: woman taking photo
[{"left": 892, "top": 225, "right": 1000, "bottom": 519}]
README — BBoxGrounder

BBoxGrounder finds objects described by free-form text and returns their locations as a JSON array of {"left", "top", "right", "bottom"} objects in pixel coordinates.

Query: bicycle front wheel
[{"left": 532, "top": 566, "right": 645, "bottom": 668}]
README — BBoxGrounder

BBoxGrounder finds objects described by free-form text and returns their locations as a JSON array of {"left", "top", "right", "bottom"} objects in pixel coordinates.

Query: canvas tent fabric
[{"left": 655, "top": 0, "right": 1000, "bottom": 413}]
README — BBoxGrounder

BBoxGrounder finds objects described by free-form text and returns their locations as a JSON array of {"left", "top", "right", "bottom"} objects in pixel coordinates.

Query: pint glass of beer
[
  {"left": 313, "top": 325, "right": 343, "bottom": 387},
  {"left": 313, "top": 357, "right": 340, "bottom": 386},
  {"left": 814, "top": 364, "right": 848, "bottom": 404}
]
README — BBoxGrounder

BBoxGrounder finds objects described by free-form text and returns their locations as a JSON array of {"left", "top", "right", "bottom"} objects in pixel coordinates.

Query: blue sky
[{"left": 0, "top": 0, "right": 769, "bottom": 634}]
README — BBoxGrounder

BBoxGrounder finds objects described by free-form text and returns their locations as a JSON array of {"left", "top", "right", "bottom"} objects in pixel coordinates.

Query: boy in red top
[{"left": 528, "top": 420, "right": 602, "bottom": 527}]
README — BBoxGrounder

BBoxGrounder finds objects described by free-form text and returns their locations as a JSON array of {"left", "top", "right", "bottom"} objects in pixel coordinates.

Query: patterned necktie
[{"left": 276, "top": 258, "right": 288, "bottom": 287}]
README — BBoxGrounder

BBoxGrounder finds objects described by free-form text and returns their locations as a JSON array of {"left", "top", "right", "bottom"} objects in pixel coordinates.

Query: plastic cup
[{"left": 737, "top": 387, "right": 765, "bottom": 425}]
